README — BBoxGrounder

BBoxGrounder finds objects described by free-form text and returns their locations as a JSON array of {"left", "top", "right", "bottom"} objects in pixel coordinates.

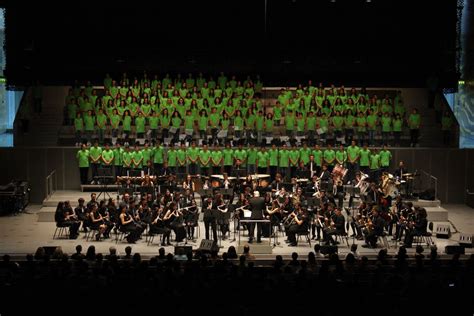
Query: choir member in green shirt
[
  {"left": 74, "top": 112, "right": 84, "bottom": 146},
  {"left": 113, "top": 142, "right": 123, "bottom": 178},
  {"left": 256, "top": 146, "right": 269, "bottom": 174},
  {"left": 392, "top": 113, "right": 403, "bottom": 146},
  {"left": 176, "top": 142, "right": 188, "bottom": 179},
  {"left": 76, "top": 144, "right": 90, "bottom": 184},
  {"left": 268, "top": 143, "right": 279, "bottom": 180},
  {"left": 359, "top": 144, "right": 371, "bottom": 174},
  {"left": 222, "top": 142, "right": 234, "bottom": 176},
  {"left": 408, "top": 108, "right": 421, "bottom": 147},
  {"left": 101, "top": 143, "right": 114, "bottom": 170},
  {"left": 167, "top": 144, "right": 178, "bottom": 174},
  {"left": 187, "top": 141, "right": 200, "bottom": 175},
  {"left": 153, "top": 140, "right": 165, "bottom": 176},
  {"left": 247, "top": 142, "right": 258, "bottom": 174},
  {"left": 89, "top": 140, "right": 102, "bottom": 182},
  {"left": 378, "top": 145, "right": 392, "bottom": 173},
  {"left": 323, "top": 144, "right": 336, "bottom": 172},
  {"left": 211, "top": 146, "right": 223, "bottom": 175},
  {"left": 132, "top": 144, "right": 144, "bottom": 170},
  {"left": 289, "top": 143, "right": 301, "bottom": 178},
  {"left": 199, "top": 143, "right": 212, "bottom": 176},
  {"left": 346, "top": 140, "right": 360, "bottom": 181},
  {"left": 278, "top": 143, "right": 290, "bottom": 179}
]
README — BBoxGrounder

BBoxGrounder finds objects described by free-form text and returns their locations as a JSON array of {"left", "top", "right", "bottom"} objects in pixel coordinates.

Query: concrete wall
[{"left": 0, "top": 147, "right": 472, "bottom": 204}]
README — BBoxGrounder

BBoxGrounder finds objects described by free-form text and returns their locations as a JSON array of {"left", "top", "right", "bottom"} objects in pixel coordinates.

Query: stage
[{"left": 0, "top": 190, "right": 472, "bottom": 260}]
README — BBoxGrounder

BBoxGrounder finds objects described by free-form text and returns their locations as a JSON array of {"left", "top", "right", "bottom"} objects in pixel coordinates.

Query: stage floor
[{"left": 0, "top": 190, "right": 472, "bottom": 260}]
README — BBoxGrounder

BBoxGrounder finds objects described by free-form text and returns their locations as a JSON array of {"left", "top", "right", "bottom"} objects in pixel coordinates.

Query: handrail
[
  {"left": 420, "top": 169, "right": 438, "bottom": 201},
  {"left": 45, "top": 169, "right": 57, "bottom": 199}
]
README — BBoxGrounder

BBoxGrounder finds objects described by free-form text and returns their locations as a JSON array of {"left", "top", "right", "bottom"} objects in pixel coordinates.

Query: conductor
[{"left": 248, "top": 191, "right": 265, "bottom": 243}]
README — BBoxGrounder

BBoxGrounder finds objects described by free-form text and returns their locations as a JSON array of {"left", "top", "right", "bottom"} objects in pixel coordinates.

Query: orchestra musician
[
  {"left": 402, "top": 207, "right": 428, "bottom": 248},
  {"left": 118, "top": 205, "right": 141, "bottom": 243},
  {"left": 363, "top": 207, "right": 386, "bottom": 248},
  {"left": 181, "top": 191, "right": 198, "bottom": 241},
  {"left": 141, "top": 174, "right": 154, "bottom": 187},
  {"left": 89, "top": 203, "right": 107, "bottom": 241},
  {"left": 202, "top": 195, "right": 218, "bottom": 241},
  {"left": 149, "top": 204, "right": 172, "bottom": 246},
  {"left": 182, "top": 174, "right": 196, "bottom": 192},
  {"left": 248, "top": 191, "right": 265, "bottom": 243},
  {"left": 165, "top": 202, "right": 186, "bottom": 243},
  {"left": 270, "top": 173, "right": 284, "bottom": 193},
  {"left": 215, "top": 192, "right": 230, "bottom": 240},
  {"left": 322, "top": 207, "right": 345, "bottom": 245},
  {"left": 55, "top": 201, "right": 80, "bottom": 239},
  {"left": 285, "top": 205, "right": 309, "bottom": 246}
]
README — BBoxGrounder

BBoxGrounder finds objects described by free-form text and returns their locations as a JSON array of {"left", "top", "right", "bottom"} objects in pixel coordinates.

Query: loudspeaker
[
  {"left": 320, "top": 245, "right": 338, "bottom": 255},
  {"left": 458, "top": 233, "right": 473, "bottom": 247},
  {"left": 197, "top": 239, "right": 218, "bottom": 253},
  {"left": 174, "top": 246, "right": 193, "bottom": 256},
  {"left": 435, "top": 223, "right": 451, "bottom": 239},
  {"left": 445, "top": 245, "right": 465, "bottom": 255}
]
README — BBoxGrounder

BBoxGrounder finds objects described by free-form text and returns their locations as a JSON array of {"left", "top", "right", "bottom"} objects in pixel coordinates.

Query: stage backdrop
[{"left": 0, "top": 147, "right": 472, "bottom": 205}]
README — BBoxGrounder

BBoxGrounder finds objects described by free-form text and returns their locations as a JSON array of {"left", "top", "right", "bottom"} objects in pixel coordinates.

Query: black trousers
[
  {"left": 204, "top": 217, "right": 217, "bottom": 241},
  {"left": 79, "top": 167, "right": 89, "bottom": 185},
  {"left": 248, "top": 222, "right": 262, "bottom": 241}
]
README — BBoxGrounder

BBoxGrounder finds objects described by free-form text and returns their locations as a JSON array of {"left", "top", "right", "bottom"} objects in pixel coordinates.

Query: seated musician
[
  {"left": 181, "top": 194, "right": 198, "bottom": 241},
  {"left": 55, "top": 201, "right": 80, "bottom": 239},
  {"left": 285, "top": 205, "right": 309, "bottom": 246},
  {"left": 363, "top": 207, "right": 386, "bottom": 248},
  {"left": 74, "top": 197, "right": 89, "bottom": 232},
  {"left": 182, "top": 174, "right": 196, "bottom": 192},
  {"left": 149, "top": 205, "right": 172, "bottom": 246},
  {"left": 296, "top": 161, "right": 310, "bottom": 179},
  {"left": 318, "top": 164, "right": 331, "bottom": 192},
  {"left": 393, "top": 202, "right": 414, "bottom": 241},
  {"left": 118, "top": 205, "right": 141, "bottom": 243},
  {"left": 402, "top": 207, "right": 428, "bottom": 248},
  {"left": 270, "top": 173, "right": 284, "bottom": 192},
  {"left": 89, "top": 204, "right": 107, "bottom": 241},
  {"left": 165, "top": 202, "right": 186, "bottom": 243},
  {"left": 322, "top": 207, "right": 345, "bottom": 245},
  {"left": 141, "top": 175, "right": 154, "bottom": 187}
]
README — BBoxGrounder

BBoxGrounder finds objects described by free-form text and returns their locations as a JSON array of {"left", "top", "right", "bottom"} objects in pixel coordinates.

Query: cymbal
[{"left": 402, "top": 173, "right": 416, "bottom": 177}]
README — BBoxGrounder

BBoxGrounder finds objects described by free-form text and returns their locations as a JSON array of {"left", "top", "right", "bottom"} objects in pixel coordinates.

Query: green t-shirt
[
  {"left": 74, "top": 117, "right": 84, "bottom": 131},
  {"left": 113, "top": 148, "right": 123, "bottom": 166},
  {"left": 257, "top": 151, "right": 269, "bottom": 167},
  {"left": 122, "top": 151, "right": 132, "bottom": 168},
  {"left": 123, "top": 116, "right": 132, "bottom": 131},
  {"left": 132, "top": 150, "right": 144, "bottom": 168},
  {"left": 312, "top": 149, "right": 323, "bottom": 166},
  {"left": 346, "top": 145, "right": 360, "bottom": 162},
  {"left": 187, "top": 147, "right": 200, "bottom": 164},
  {"left": 381, "top": 117, "right": 392, "bottom": 132},
  {"left": 209, "top": 113, "right": 220, "bottom": 128},
  {"left": 76, "top": 149, "right": 90, "bottom": 168},
  {"left": 289, "top": 150, "right": 300, "bottom": 166},
  {"left": 356, "top": 117, "right": 367, "bottom": 132},
  {"left": 335, "top": 150, "right": 347, "bottom": 164},
  {"left": 89, "top": 146, "right": 102, "bottom": 163},
  {"left": 211, "top": 150, "right": 223, "bottom": 166},
  {"left": 323, "top": 149, "right": 336, "bottom": 165},
  {"left": 233, "top": 149, "right": 247, "bottom": 166},
  {"left": 153, "top": 146, "right": 164, "bottom": 164},
  {"left": 167, "top": 149, "right": 177, "bottom": 167},
  {"left": 247, "top": 149, "right": 258, "bottom": 165},
  {"left": 359, "top": 149, "right": 371, "bottom": 167},
  {"left": 366, "top": 114, "right": 377, "bottom": 130},
  {"left": 299, "top": 148, "right": 311, "bottom": 165},
  {"left": 110, "top": 114, "right": 121, "bottom": 129},
  {"left": 199, "top": 150, "right": 212, "bottom": 167},
  {"left": 101, "top": 149, "right": 114, "bottom": 165},
  {"left": 268, "top": 149, "right": 279, "bottom": 166},
  {"left": 142, "top": 148, "right": 153, "bottom": 165},
  {"left": 177, "top": 149, "right": 187, "bottom": 166},
  {"left": 148, "top": 116, "right": 159, "bottom": 130},
  {"left": 223, "top": 149, "right": 234, "bottom": 166},
  {"left": 332, "top": 116, "right": 344, "bottom": 131},
  {"left": 135, "top": 117, "right": 146, "bottom": 133},
  {"left": 279, "top": 149, "right": 290, "bottom": 168},
  {"left": 84, "top": 115, "right": 95, "bottom": 131},
  {"left": 408, "top": 113, "right": 421, "bottom": 129},
  {"left": 369, "top": 154, "right": 380, "bottom": 170},
  {"left": 393, "top": 119, "right": 403, "bottom": 132},
  {"left": 379, "top": 150, "right": 392, "bottom": 167}
]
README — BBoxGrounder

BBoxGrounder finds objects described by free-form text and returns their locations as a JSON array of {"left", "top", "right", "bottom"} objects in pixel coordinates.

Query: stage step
[
  {"left": 426, "top": 206, "right": 449, "bottom": 222},
  {"left": 237, "top": 243, "right": 273, "bottom": 254}
]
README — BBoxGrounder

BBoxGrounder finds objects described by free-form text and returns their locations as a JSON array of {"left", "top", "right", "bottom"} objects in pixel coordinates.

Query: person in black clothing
[
  {"left": 202, "top": 195, "right": 218, "bottom": 241},
  {"left": 118, "top": 205, "right": 141, "bottom": 243},
  {"left": 403, "top": 207, "right": 428, "bottom": 248},
  {"left": 54, "top": 201, "right": 80, "bottom": 239},
  {"left": 286, "top": 206, "right": 309, "bottom": 246},
  {"left": 364, "top": 207, "right": 386, "bottom": 248},
  {"left": 322, "top": 207, "right": 345, "bottom": 245},
  {"left": 248, "top": 191, "right": 265, "bottom": 243},
  {"left": 149, "top": 205, "right": 172, "bottom": 246}
]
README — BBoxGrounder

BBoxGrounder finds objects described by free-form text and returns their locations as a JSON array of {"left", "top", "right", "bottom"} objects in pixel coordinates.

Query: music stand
[{"left": 96, "top": 167, "right": 113, "bottom": 200}]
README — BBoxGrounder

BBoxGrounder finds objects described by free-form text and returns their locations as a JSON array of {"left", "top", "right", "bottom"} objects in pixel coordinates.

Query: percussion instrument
[
  {"left": 332, "top": 165, "right": 348, "bottom": 179},
  {"left": 384, "top": 182, "right": 398, "bottom": 198},
  {"left": 211, "top": 179, "right": 221, "bottom": 188},
  {"left": 297, "top": 178, "right": 309, "bottom": 182}
]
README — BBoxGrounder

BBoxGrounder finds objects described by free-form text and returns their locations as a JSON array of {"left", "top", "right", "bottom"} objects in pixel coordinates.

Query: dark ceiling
[{"left": 4, "top": 0, "right": 458, "bottom": 87}]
